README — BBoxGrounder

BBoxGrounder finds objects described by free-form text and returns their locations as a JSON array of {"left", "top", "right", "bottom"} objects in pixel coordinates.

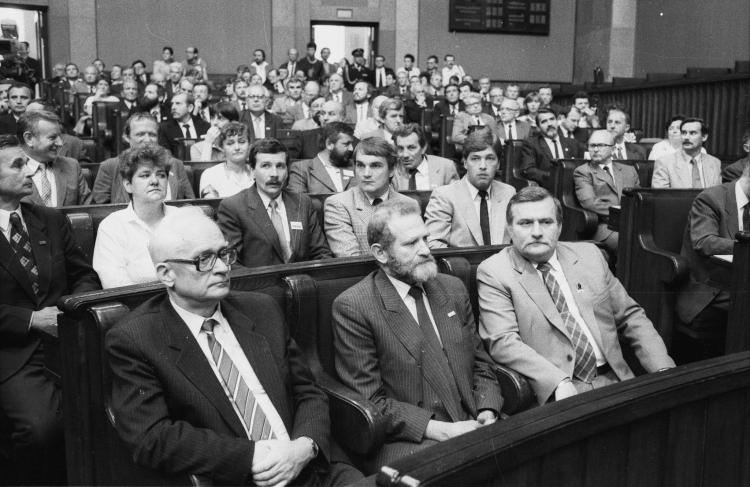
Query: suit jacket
[
  {"left": 362, "top": 128, "right": 392, "bottom": 144},
  {"left": 574, "top": 161, "right": 641, "bottom": 242},
  {"left": 324, "top": 187, "right": 414, "bottom": 257},
  {"left": 270, "top": 96, "right": 302, "bottom": 125},
  {"left": 105, "top": 293, "right": 331, "bottom": 485},
  {"left": 297, "top": 58, "right": 324, "bottom": 83},
  {"left": 0, "top": 114, "right": 17, "bottom": 136},
  {"left": 390, "top": 155, "right": 458, "bottom": 191},
  {"left": 520, "top": 133, "right": 582, "bottom": 184},
  {"left": 290, "top": 102, "right": 310, "bottom": 122},
  {"left": 425, "top": 178, "right": 516, "bottom": 248},
  {"left": 450, "top": 112, "right": 498, "bottom": 145},
  {"left": 477, "top": 242, "right": 675, "bottom": 404},
  {"left": 92, "top": 155, "right": 195, "bottom": 204},
  {"left": 217, "top": 186, "right": 332, "bottom": 268},
  {"left": 497, "top": 120, "right": 532, "bottom": 141},
  {"left": 332, "top": 270, "right": 503, "bottom": 467},
  {"left": 345, "top": 64, "right": 373, "bottom": 91},
  {"left": 372, "top": 67, "right": 395, "bottom": 91},
  {"left": 287, "top": 156, "right": 357, "bottom": 194},
  {"left": 383, "top": 84, "right": 410, "bottom": 98},
  {"left": 652, "top": 151, "right": 723, "bottom": 189},
  {"left": 676, "top": 181, "right": 740, "bottom": 324},
  {"left": 617, "top": 142, "right": 647, "bottom": 161},
  {"left": 404, "top": 99, "right": 432, "bottom": 125},
  {"left": 238, "top": 110, "right": 283, "bottom": 140},
  {"left": 22, "top": 155, "right": 93, "bottom": 207},
  {"left": 558, "top": 126, "right": 589, "bottom": 146},
  {"left": 326, "top": 90, "right": 354, "bottom": 108},
  {"left": 722, "top": 156, "right": 749, "bottom": 183},
  {"left": 60, "top": 134, "right": 86, "bottom": 161},
  {"left": 1, "top": 203, "right": 100, "bottom": 382},
  {"left": 117, "top": 99, "right": 140, "bottom": 119},
  {"left": 431, "top": 100, "right": 465, "bottom": 133},
  {"left": 158, "top": 116, "right": 211, "bottom": 157}
]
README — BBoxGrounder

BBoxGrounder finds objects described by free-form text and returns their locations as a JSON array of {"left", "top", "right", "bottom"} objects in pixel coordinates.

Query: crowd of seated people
[{"left": 0, "top": 39, "right": 748, "bottom": 486}]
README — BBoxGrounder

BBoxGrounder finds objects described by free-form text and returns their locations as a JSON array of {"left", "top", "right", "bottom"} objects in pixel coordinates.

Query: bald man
[{"left": 106, "top": 207, "right": 362, "bottom": 485}]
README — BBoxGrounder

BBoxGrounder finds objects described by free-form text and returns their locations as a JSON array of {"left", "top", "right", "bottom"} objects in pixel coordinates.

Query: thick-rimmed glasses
[
  {"left": 164, "top": 248, "right": 237, "bottom": 272},
  {"left": 588, "top": 143, "right": 614, "bottom": 150}
]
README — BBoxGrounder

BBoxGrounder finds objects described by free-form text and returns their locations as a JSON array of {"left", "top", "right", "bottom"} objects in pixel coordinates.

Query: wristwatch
[{"left": 302, "top": 436, "right": 318, "bottom": 459}]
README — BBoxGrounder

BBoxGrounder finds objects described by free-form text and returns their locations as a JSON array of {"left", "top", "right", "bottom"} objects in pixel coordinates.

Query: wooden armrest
[
  {"left": 569, "top": 206, "right": 599, "bottom": 235},
  {"left": 492, "top": 364, "right": 537, "bottom": 415},
  {"left": 317, "top": 372, "right": 385, "bottom": 457},
  {"left": 639, "top": 235, "right": 691, "bottom": 287}
]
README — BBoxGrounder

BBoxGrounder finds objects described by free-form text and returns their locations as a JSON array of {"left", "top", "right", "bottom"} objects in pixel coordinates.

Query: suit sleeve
[
  {"left": 477, "top": 260, "right": 568, "bottom": 404},
  {"left": 520, "top": 139, "right": 547, "bottom": 183},
  {"left": 573, "top": 166, "right": 608, "bottom": 217},
  {"left": 445, "top": 161, "right": 459, "bottom": 185},
  {"left": 286, "top": 162, "right": 309, "bottom": 193},
  {"left": 651, "top": 158, "right": 670, "bottom": 188},
  {"left": 287, "top": 135, "right": 301, "bottom": 160},
  {"left": 75, "top": 162, "right": 93, "bottom": 205},
  {"left": 323, "top": 197, "right": 366, "bottom": 257},
  {"left": 173, "top": 160, "right": 195, "bottom": 199},
  {"left": 303, "top": 195, "right": 333, "bottom": 260},
  {"left": 217, "top": 199, "right": 247, "bottom": 266},
  {"left": 332, "top": 294, "right": 434, "bottom": 442},
  {"left": 450, "top": 115, "right": 467, "bottom": 145},
  {"left": 689, "top": 190, "right": 735, "bottom": 257},
  {"left": 424, "top": 188, "right": 453, "bottom": 249},
  {"left": 721, "top": 159, "right": 747, "bottom": 183},
  {"left": 92, "top": 160, "right": 115, "bottom": 204}
]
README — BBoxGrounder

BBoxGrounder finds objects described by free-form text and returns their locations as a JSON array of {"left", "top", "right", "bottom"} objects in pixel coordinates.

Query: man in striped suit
[
  {"left": 106, "top": 207, "right": 361, "bottom": 485},
  {"left": 332, "top": 198, "right": 504, "bottom": 473}
]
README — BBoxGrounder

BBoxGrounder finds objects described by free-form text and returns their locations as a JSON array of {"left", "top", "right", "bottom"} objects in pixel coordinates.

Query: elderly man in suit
[
  {"left": 520, "top": 108, "right": 582, "bottom": 186},
  {"left": 426, "top": 130, "right": 516, "bottom": 248},
  {"left": 218, "top": 138, "right": 332, "bottom": 268},
  {"left": 384, "top": 70, "right": 410, "bottom": 98},
  {"left": 606, "top": 108, "right": 646, "bottom": 160},
  {"left": 326, "top": 73, "right": 354, "bottom": 108},
  {"left": 19, "top": 111, "right": 92, "bottom": 207},
  {"left": 362, "top": 98, "right": 404, "bottom": 145},
  {"left": 332, "top": 197, "right": 504, "bottom": 473},
  {"left": 93, "top": 113, "right": 194, "bottom": 204},
  {"left": 431, "top": 84, "right": 464, "bottom": 133},
  {"left": 239, "top": 84, "right": 284, "bottom": 141},
  {"left": 652, "top": 118, "right": 722, "bottom": 189},
  {"left": 574, "top": 130, "right": 641, "bottom": 254},
  {"left": 391, "top": 123, "right": 458, "bottom": 191},
  {"left": 0, "top": 135, "right": 100, "bottom": 485},
  {"left": 324, "top": 137, "right": 414, "bottom": 257},
  {"left": 288, "top": 122, "right": 357, "bottom": 194},
  {"left": 482, "top": 86, "right": 504, "bottom": 120},
  {"left": 496, "top": 98, "right": 531, "bottom": 141},
  {"left": 158, "top": 92, "right": 210, "bottom": 157},
  {"left": 676, "top": 163, "right": 750, "bottom": 334},
  {"left": 106, "top": 207, "right": 361, "bottom": 485},
  {"left": 450, "top": 92, "right": 498, "bottom": 147},
  {"left": 478, "top": 187, "right": 675, "bottom": 405}
]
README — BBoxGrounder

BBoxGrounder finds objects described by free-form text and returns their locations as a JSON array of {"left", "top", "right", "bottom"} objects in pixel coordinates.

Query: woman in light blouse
[
  {"left": 199, "top": 122, "right": 254, "bottom": 198},
  {"left": 190, "top": 102, "right": 240, "bottom": 161},
  {"left": 93, "top": 144, "right": 177, "bottom": 288},
  {"left": 648, "top": 114, "right": 706, "bottom": 160}
]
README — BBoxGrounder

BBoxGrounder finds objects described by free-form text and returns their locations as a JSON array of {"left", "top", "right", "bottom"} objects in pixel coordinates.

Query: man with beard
[
  {"left": 363, "top": 98, "right": 404, "bottom": 145},
  {"left": 291, "top": 95, "right": 324, "bottom": 131},
  {"left": 332, "top": 197, "right": 504, "bottom": 473},
  {"left": 191, "top": 81, "right": 212, "bottom": 122},
  {"left": 391, "top": 124, "right": 457, "bottom": 191},
  {"left": 250, "top": 49, "right": 270, "bottom": 83},
  {"left": 288, "top": 122, "right": 357, "bottom": 193},
  {"left": 217, "top": 138, "right": 332, "bottom": 268},
  {"left": 137, "top": 83, "right": 170, "bottom": 122},
  {"left": 520, "top": 108, "right": 582, "bottom": 185}
]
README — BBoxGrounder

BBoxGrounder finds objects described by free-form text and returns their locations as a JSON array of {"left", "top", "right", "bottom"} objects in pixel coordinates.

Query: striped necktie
[{"left": 202, "top": 319, "right": 277, "bottom": 440}]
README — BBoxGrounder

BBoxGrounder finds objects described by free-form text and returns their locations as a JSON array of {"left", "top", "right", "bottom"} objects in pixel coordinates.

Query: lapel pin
[
  {"left": 576, "top": 283, "right": 583, "bottom": 292},
  {"left": 39, "top": 240, "right": 47, "bottom": 245},
  {"left": 447, "top": 311, "right": 456, "bottom": 317}
]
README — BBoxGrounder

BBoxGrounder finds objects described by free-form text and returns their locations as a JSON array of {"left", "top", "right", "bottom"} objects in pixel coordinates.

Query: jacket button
[
  {"left": 567, "top": 354, "right": 573, "bottom": 361},
  {"left": 417, "top": 401, "right": 424, "bottom": 408}
]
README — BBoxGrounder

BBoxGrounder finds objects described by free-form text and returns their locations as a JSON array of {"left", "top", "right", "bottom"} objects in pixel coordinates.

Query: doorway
[
  {"left": 0, "top": 4, "right": 46, "bottom": 95},
  {"left": 311, "top": 22, "right": 378, "bottom": 69}
]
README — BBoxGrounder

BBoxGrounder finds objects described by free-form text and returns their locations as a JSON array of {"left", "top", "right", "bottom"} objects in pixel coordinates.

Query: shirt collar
[
  {"left": 531, "top": 251, "right": 561, "bottom": 271},
  {"left": 415, "top": 155, "right": 430, "bottom": 176},
  {"left": 385, "top": 272, "right": 422, "bottom": 300},
  {"left": 736, "top": 181, "right": 749, "bottom": 210},
  {"left": 26, "top": 156, "right": 48, "bottom": 172},
  {"left": 257, "top": 189, "right": 281, "bottom": 209},
  {"left": 170, "top": 297, "right": 223, "bottom": 337},
  {"left": 318, "top": 151, "right": 333, "bottom": 168},
  {"left": 465, "top": 178, "right": 491, "bottom": 199},
  {"left": 252, "top": 112, "right": 265, "bottom": 123},
  {"left": 0, "top": 205, "right": 23, "bottom": 234}
]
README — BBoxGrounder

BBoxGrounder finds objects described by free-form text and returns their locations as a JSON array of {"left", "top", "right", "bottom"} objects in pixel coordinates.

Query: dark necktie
[
  {"left": 201, "top": 319, "right": 277, "bottom": 440},
  {"left": 603, "top": 165, "right": 615, "bottom": 186},
  {"left": 9, "top": 213, "right": 40, "bottom": 296},
  {"left": 450, "top": 104, "right": 455, "bottom": 115},
  {"left": 474, "top": 116, "right": 481, "bottom": 126},
  {"left": 615, "top": 147, "right": 624, "bottom": 160},
  {"left": 408, "top": 169, "right": 417, "bottom": 190},
  {"left": 552, "top": 139, "right": 561, "bottom": 159},
  {"left": 183, "top": 123, "right": 192, "bottom": 138},
  {"left": 536, "top": 262, "right": 597, "bottom": 382},
  {"left": 241, "top": 102, "right": 247, "bottom": 111},
  {"left": 690, "top": 158, "right": 703, "bottom": 188},
  {"left": 478, "top": 189, "right": 491, "bottom": 245},
  {"left": 372, "top": 197, "right": 383, "bottom": 206},
  {"left": 743, "top": 203, "right": 750, "bottom": 232}
]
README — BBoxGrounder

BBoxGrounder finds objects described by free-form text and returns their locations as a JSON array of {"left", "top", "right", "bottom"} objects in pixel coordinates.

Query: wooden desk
[
  {"left": 608, "top": 205, "right": 621, "bottom": 232},
  {"left": 709, "top": 255, "right": 733, "bottom": 291}
]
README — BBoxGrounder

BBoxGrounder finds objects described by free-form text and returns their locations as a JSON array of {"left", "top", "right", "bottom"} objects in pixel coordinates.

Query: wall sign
[{"left": 449, "top": 0, "right": 550, "bottom": 36}]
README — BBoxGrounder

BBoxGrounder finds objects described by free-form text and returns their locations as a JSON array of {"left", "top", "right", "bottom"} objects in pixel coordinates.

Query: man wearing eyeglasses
[
  {"left": 573, "top": 130, "right": 640, "bottom": 254},
  {"left": 496, "top": 98, "right": 530, "bottom": 141},
  {"left": 106, "top": 206, "right": 362, "bottom": 485}
]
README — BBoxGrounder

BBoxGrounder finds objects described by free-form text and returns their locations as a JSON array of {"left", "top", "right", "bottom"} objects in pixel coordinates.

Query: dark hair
[
  {"left": 8, "top": 82, "right": 31, "bottom": 97},
  {"left": 681, "top": 117, "right": 710, "bottom": 136},
  {"left": 378, "top": 98, "right": 404, "bottom": 120},
  {"left": 319, "top": 121, "right": 354, "bottom": 151},
  {"left": 0, "top": 134, "right": 21, "bottom": 149},
  {"left": 573, "top": 91, "right": 590, "bottom": 102},
  {"left": 444, "top": 54, "right": 455, "bottom": 60},
  {"left": 286, "top": 76, "right": 304, "bottom": 87},
  {"left": 394, "top": 123, "right": 426, "bottom": 148},
  {"left": 209, "top": 102, "right": 240, "bottom": 122},
  {"left": 163, "top": 46, "right": 174, "bottom": 56},
  {"left": 463, "top": 129, "right": 502, "bottom": 159},
  {"left": 458, "top": 81, "right": 474, "bottom": 92},
  {"left": 218, "top": 121, "right": 249, "bottom": 148},
  {"left": 193, "top": 80, "right": 211, "bottom": 94},
  {"left": 427, "top": 55, "right": 438, "bottom": 63},
  {"left": 248, "top": 137, "right": 288, "bottom": 169},
  {"left": 17, "top": 111, "right": 61, "bottom": 141},
  {"left": 354, "top": 137, "right": 398, "bottom": 170},
  {"left": 606, "top": 107, "right": 630, "bottom": 126},
  {"left": 146, "top": 83, "right": 166, "bottom": 99},
  {"left": 118, "top": 144, "right": 171, "bottom": 184},
  {"left": 254, "top": 49, "right": 266, "bottom": 60},
  {"left": 232, "top": 77, "right": 249, "bottom": 91},
  {"left": 538, "top": 84, "right": 552, "bottom": 92},
  {"left": 506, "top": 187, "right": 563, "bottom": 227},
  {"left": 367, "top": 198, "right": 421, "bottom": 249},
  {"left": 444, "top": 83, "right": 459, "bottom": 94},
  {"left": 404, "top": 54, "right": 415, "bottom": 62},
  {"left": 375, "top": 55, "right": 385, "bottom": 61},
  {"left": 665, "top": 114, "right": 687, "bottom": 132},
  {"left": 93, "top": 58, "right": 105, "bottom": 68},
  {"left": 306, "top": 42, "right": 317, "bottom": 50},
  {"left": 535, "top": 107, "right": 558, "bottom": 125},
  {"left": 132, "top": 60, "right": 146, "bottom": 69},
  {"left": 124, "top": 112, "right": 158, "bottom": 136},
  {"left": 65, "top": 62, "right": 78, "bottom": 71},
  {"left": 558, "top": 105, "right": 580, "bottom": 118}
]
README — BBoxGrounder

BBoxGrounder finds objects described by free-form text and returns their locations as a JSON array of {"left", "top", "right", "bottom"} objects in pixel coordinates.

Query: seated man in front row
[
  {"left": 478, "top": 187, "right": 675, "bottom": 405},
  {"left": 425, "top": 129, "right": 516, "bottom": 248},
  {"left": 333, "top": 198, "right": 504, "bottom": 473},
  {"left": 106, "top": 207, "right": 362, "bottom": 486}
]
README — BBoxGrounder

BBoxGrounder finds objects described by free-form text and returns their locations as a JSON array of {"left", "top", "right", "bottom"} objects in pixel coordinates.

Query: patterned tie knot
[
  {"left": 407, "top": 285, "right": 423, "bottom": 303},
  {"left": 477, "top": 189, "right": 488, "bottom": 200},
  {"left": 536, "top": 261, "right": 552, "bottom": 273},
  {"left": 269, "top": 199, "right": 278, "bottom": 211},
  {"left": 9, "top": 211, "right": 22, "bottom": 229},
  {"left": 201, "top": 318, "right": 218, "bottom": 335}
]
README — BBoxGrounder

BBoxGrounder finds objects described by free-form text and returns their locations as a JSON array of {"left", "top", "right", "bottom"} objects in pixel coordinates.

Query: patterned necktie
[
  {"left": 690, "top": 158, "right": 703, "bottom": 188},
  {"left": 537, "top": 262, "right": 597, "bottom": 382},
  {"left": 408, "top": 169, "right": 418, "bottom": 190},
  {"left": 201, "top": 319, "right": 277, "bottom": 441},
  {"left": 9, "top": 213, "right": 40, "bottom": 296},
  {"left": 268, "top": 200, "right": 291, "bottom": 262},
  {"left": 478, "top": 190, "right": 491, "bottom": 245},
  {"left": 743, "top": 203, "right": 750, "bottom": 232},
  {"left": 38, "top": 163, "right": 53, "bottom": 207}
]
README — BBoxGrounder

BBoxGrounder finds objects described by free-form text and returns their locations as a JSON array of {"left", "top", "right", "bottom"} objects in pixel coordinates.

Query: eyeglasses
[
  {"left": 588, "top": 143, "right": 614, "bottom": 150},
  {"left": 499, "top": 107, "right": 517, "bottom": 112},
  {"left": 246, "top": 94, "right": 265, "bottom": 100},
  {"left": 164, "top": 248, "right": 237, "bottom": 272}
]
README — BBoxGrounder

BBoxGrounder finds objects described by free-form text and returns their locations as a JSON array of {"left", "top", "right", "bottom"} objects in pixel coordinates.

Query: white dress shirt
[
  {"left": 543, "top": 136, "right": 564, "bottom": 160},
  {"left": 252, "top": 113, "right": 266, "bottom": 138},
  {"left": 410, "top": 157, "right": 432, "bottom": 190},
  {"left": 386, "top": 274, "right": 442, "bottom": 347},
  {"left": 532, "top": 252, "right": 605, "bottom": 366},
  {"left": 376, "top": 67, "right": 386, "bottom": 88},
  {"left": 598, "top": 161, "right": 617, "bottom": 194},
  {"left": 93, "top": 203, "right": 179, "bottom": 289},
  {"left": 27, "top": 157, "right": 58, "bottom": 207},
  {"left": 318, "top": 152, "right": 348, "bottom": 192},
  {"left": 174, "top": 300, "right": 290, "bottom": 441},
  {"left": 0, "top": 206, "right": 25, "bottom": 242},
  {"left": 466, "top": 179, "right": 493, "bottom": 232},
  {"left": 199, "top": 163, "right": 255, "bottom": 198},
  {"left": 356, "top": 102, "right": 369, "bottom": 122},
  {"left": 258, "top": 191, "right": 290, "bottom": 247},
  {"left": 736, "top": 181, "right": 749, "bottom": 232},
  {"left": 180, "top": 118, "right": 197, "bottom": 138}
]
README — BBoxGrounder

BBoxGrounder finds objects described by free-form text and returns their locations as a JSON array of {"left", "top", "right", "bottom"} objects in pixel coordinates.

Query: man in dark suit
[
  {"left": 106, "top": 207, "right": 361, "bottom": 486},
  {"left": 0, "top": 135, "right": 100, "bottom": 485},
  {"left": 297, "top": 42, "right": 324, "bottom": 84},
  {"left": 557, "top": 106, "right": 589, "bottom": 147},
  {"left": 574, "top": 130, "right": 641, "bottom": 254},
  {"left": 117, "top": 80, "right": 141, "bottom": 118},
  {"left": 332, "top": 197, "right": 504, "bottom": 473},
  {"left": 158, "top": 92, "right": 210, "bottom": 157},
  {"left": 132, "top": 60, "right": 149, "bottom": 91},
  {"left": 288, "top": 122, "right": 357, "bottom": 194},
  {"left": 431, "top": 83, "right": 464, "bottom": 133},
  {"left": 0, "top": 82, "right": 31, "bottom": 136},
  {"left": 238, "top": 84, "right": 283, "bottom": 141},
  {"left": 19, "top": 111, "right": 92, "bottom": 207},
  {"left": 372, "top": 54, "right": 395, "bottom": 93},
  {"left": 325, "top": 73, "right": 354, "bottom": 108},
  {"left": 345, "top": 48, "right": 373, "bottom": 91},
  {"left": 676, "top": 164, "right": 750, "bottom": 332},
  {"left": 478, "top": 187, "right": 674, "bottom": 405},
  {"left": 218, "top": 138, "right": 332, "bottom": 268},
  {"left": 538, "top": 85, "right": 562, "bottom": 114},
  {"left": 721, "top": 128, "right": 750, "bottom": 183},
  {"left": 482, "top": 86, "right": 504, "bottom": 120},
  {"left": 520, "top": 108, "right": 582, "bottom": 186},
  {"left": 279, "top": 47, "right": 300, "bottom": 81},
  {"left": 607, "top": 108, "right": 646, "bottom": 160}
]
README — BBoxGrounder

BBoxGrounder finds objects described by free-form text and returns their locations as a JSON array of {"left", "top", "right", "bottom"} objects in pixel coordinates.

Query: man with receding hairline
[{"left": 298, "top": 100, "right": 351, "bottom": 159}]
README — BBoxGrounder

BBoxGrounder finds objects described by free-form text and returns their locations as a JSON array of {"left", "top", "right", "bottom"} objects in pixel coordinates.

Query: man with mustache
[
  {"left": 520, "top": 108, "right": 582, "bottom": 185},
  {"left": 651, "top": 117, "right": 722, "bottom": 189},
  {"left": 287, "top": 121, "right": 357, "bottom": 194},
  {"left": 332, "top": 197, "right": 504, "bottom": 473}
]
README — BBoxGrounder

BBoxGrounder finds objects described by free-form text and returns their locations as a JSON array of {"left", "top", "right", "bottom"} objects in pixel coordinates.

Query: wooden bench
[
  {"left": 91, "top": 101, "right": 126, "bottom": 162},
  {"left": 504, "top": 139, "right": 536, "bottom": 192}
]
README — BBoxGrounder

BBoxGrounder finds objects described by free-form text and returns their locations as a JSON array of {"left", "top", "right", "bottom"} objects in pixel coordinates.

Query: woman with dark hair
[
  {"left": 93, "top": 144, "right": 177, "bottom": 288},
  {"left": 153, "top": 46, "right": 174, "bottom": 78},
  {"left": 190, "top": 101, "right": 240, "bottom": 161},
  {"left": 518, "top": 92, "right": 542, "bottom": 128},
  {"left": 199, "top": 122, "right": 254, "bottom": 198},
  {"left": 648, "top": 114, "right": 706, "bottom": 160}
]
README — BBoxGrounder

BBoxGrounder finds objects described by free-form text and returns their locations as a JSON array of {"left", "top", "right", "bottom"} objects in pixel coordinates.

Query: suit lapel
[
  {"left": 426, "top": 156, "right": 441, "bottom": 188},
  {"left": 725, "top": 182, "right": 740, "bottom": 238},
  {"left": 282, "top": 192, "right": 299, "bottom": 260},
  {"left": 309, "top": 157, "right": 337, "bottom": 192},
  {"left": 593, "top": 163, "right": 617, "bottom": 195},
  {"left": 489, "top": 181, "right": 509, "bottom": 244},
  {"left": 52, "top": 162, "right": 68, "bottom": 207},
  {"left": 675, "top": 154, "right": 691, "bottom": 187},
  {"left": 456, "top": 179, "right": 483, "bottom": 245},
  {"left": 353, "top": 186, "right": 374, "bottom": 225},
  {"left": 245, "top": 187, "right": 284, "bottom": 261},
  {"left": 537, "top": 135, "right": 555, "bottom": 162}
]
